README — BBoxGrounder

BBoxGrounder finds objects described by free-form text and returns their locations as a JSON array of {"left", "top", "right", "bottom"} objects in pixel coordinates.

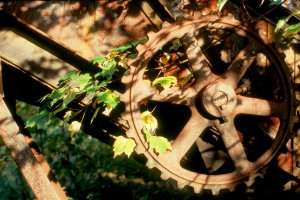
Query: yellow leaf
[
  {"left": 113, "top": 136, "right": 136, "bottom": 158},
  {"left": 141, "top": 111, "right": 158, "bottom": 133}
]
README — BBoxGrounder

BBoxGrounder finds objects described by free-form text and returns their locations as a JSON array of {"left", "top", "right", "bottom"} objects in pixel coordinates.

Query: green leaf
[
  {"left": 58, "top": 71, "right": 78, "bottom": 85},
  {"left": 286, "top": 23, "right": 300, "bottom": 34},
  {"left": 144, "top": 130, "right": 172, "bottom": 155},
  {"left": 112, "top": 136, "right": 136, "bottom": 158},
  {"left": 97, "top": 90, "right": 120, "bottom": 109},
  {"left": 42, "top": 87, "right": 66, "bottom": 106},
  {"left": 91, "top": 56, "right": 106, "bottom": 66},
  {"left": 113, "top": 37, "right": 148, "bottom": 53},
  {"left": 98, "top": 59, "right": 118, "bottom": 80},
  {"left": 217, "top": 0, "right": 229, "bottom": 12},
  {"left": 25, "top": 109, "right": 50, "bottom": 130},
  {"left": 53, "top": 90, "right": 77, "bottom": 114},
  {"left": 141, "top": 111, "right": 158, "bottom": 133},
  {"left": 152, "top": 76, "right": 177, "bottom": 89},
  {"left": 68, "top": 73, "right": 92, "bottom": 91}
]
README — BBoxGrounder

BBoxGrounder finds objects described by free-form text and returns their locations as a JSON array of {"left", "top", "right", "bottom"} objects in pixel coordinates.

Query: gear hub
[{"left": 202, "top": 82, "right": 237, "bottom": 117}]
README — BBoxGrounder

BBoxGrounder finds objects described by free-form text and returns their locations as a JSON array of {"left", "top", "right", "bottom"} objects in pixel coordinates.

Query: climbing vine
[{"left": 26, "top": 38, "right": 173, "bottom": 158}]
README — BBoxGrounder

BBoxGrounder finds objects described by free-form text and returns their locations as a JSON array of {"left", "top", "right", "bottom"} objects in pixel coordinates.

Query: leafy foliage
[
  {"left": 141, "top": 111, "right": 172, "bottom": 155},
  {"left": 29, "top": 39, "right": 147, "bottom": 159},
  {"left": 143, "top": 130, "right": 172, "bottom": 155},
  {"left": 141, "top": 111, "right": 158, "bottom": 133},
  {"left": 274, "top": 13, "right": 300, "bottom": 40},
  {"left": 96, "top": 90, "right": 120, "bottom": 111},
  {"left": 112, "top": 136, "right": 136, "bottom": 158},
  {"left": 15, "top": 102, "right": 179, "bottom": 200},
  {"left": 152, "top": 76, "right": 177, "bottom": 90}
]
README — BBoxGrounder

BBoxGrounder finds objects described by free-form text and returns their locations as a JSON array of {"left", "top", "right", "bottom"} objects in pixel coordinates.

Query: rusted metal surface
[
  {"left": 0, "top": 1, "right": 154, "bottom": 57},
  {"left": 0, "top": 101, "right": 67, "bottom": 200},
  {"left": 0, "top": 59, "right": 68, "bottom": 199},
  {"left": 0, "top": 0, "right": 299, "bottom": 196},
  {"left": 0, "top": 61, "right": 67, "bottom": 199},
  {"left": 122, "top": 15, "right": 294, "bottom": 194}
]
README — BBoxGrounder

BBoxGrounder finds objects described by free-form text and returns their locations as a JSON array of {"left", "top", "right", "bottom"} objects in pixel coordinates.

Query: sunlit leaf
[
  {"left": 274, "top": 17, "right": 290, "bottom": 33},
  {"left": 98, "top": 59, "right": 118, "bottom": 80},
  {"left": 286, "top": 23, "right": 300, "bottom": 34},
  {"left": 141, "top": 111, "right": 158, "bottom": 133},
  {"left": 112, "top": 136, "right": 136, "bottom": 158},
  {"left": 91, "top": 56, "right": 106, "bottom": 66},
  {"left": 152, "top": 76, "right": 177, "bottom": 89},
  {"left": 68, "top": 73, "right": 92, "bottom": 90},
  {"left": 97, "top": 90, "right": 120, "bottom": 109},
  {"left": 58, "top": 71, "right": 78, "bottom": 85},
  {"left": 217, "top": 0, "right": 229, "bottom": 12},
  {"left": 143, "top": 129, "right": 172, "bottom": 155}
]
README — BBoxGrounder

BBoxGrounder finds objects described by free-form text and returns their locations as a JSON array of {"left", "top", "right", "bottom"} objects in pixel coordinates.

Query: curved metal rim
[{"left": 127, "top": 15, "right": 294, "bottom": 186}]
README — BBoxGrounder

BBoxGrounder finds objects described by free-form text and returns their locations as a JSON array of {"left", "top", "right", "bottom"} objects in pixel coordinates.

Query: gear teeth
[
  {"left": 124, "top": 15, "right": 288, "bottom": 195},
  {"left": 160, "top": 172, "right": 170, "bottom": 180},
  {"left": 210, "top": 185, "right": 221, "bottom": 196},
  {"left": 146, "top": 160, "right": 155, "bottom": 169},
  {"left": 192, "top": 185, "right": 202, "bottom": 194},
  {"left": 245, "top": 176, "right": 255, "bottom": 187},
  {"left": 245, "top": 173, "right": 263, "bottom": 187},
  {"left": 227, "top": 184, "right": 236, "bottom": 192},
  {"left": 176, "top": 182, "right": 186, "bottom": 189}
]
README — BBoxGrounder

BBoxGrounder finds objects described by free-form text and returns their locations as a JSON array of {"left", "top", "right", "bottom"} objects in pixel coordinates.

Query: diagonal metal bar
[
  {"left": 0, "top": 99, "right": 68, "bottom": 200},
  {"left": 171, "top": 106, "right": 209, "bottom": 161},
  {"left": 222, "top": 44, "right": 256, "bottom": 88},
  {"left": 234, "top": 95, "right": 286, "bottom": 117},
  {"left": 215, "top": 119, "right": 253, "bottom": 172}
]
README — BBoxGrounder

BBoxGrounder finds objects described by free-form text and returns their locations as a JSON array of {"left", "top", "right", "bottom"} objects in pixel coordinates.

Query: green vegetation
[{"left": 5, "top": 101, "right": 190, "bottom": 199}]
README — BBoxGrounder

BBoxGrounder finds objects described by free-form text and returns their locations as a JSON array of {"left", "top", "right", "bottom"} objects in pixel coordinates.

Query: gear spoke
[
  {"left": 184, "top": 36, "right": 219, "bottom": 92},
  {"left": 215, "top": 120, "right": 253, "bottom": 172},
  {"left": 171, "top": 106, "right": 209, "bottom": 161},
  {"left": 222, "top": 44, "right": 256, "bottom": 88},
  {"left": 234, "top": 95, "right": 286, "bottom": 118}
]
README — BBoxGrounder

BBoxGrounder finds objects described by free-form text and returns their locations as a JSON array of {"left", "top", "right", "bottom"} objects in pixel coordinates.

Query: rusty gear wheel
[{"left": 121, "top": 15, "right": 294, "bottom": 194}]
